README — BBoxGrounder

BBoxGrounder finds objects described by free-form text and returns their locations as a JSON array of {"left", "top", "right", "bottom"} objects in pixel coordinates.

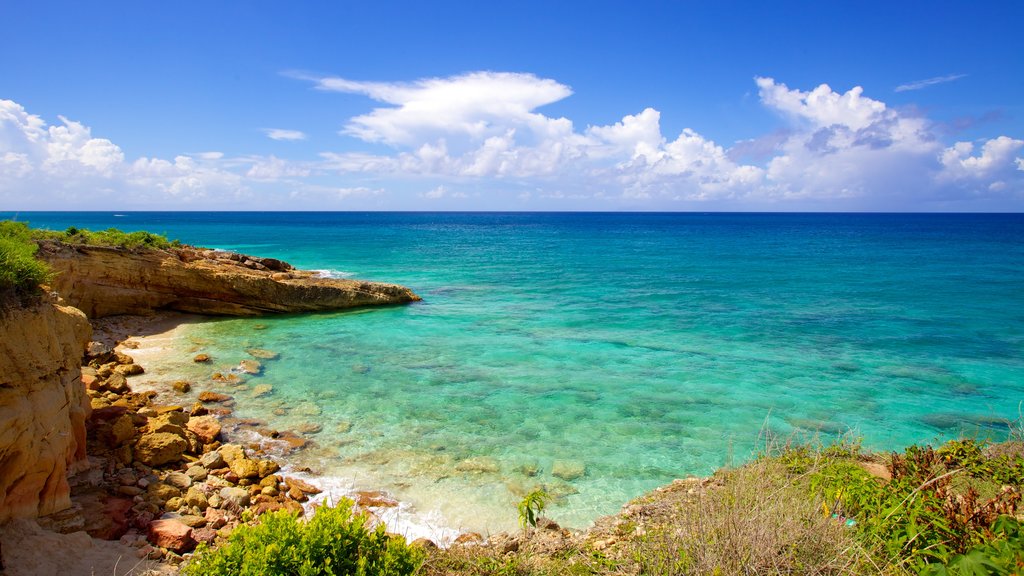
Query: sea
[{"left": 8, "top": 211, "right": 1024, "bottom": 539}]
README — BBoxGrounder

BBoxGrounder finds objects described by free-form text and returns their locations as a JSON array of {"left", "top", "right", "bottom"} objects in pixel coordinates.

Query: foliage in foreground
[
  {"left": 424, "top": 437, "right": 1024, "bottom": 576},
  {"left": 33, "top": 224, "right": 181, "bottom": 249},
  {"left": 0, "top": 220, "right": 51, "bottom": 302},
  {"left": 181, "top": 500, "right": 424, "bottom": 576}
]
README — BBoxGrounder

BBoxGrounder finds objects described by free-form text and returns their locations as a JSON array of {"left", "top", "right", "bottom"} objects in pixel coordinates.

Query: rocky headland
[
  {"left": 0, "top": 238, "right": 423, "bottom": 574},
  {"left": 37, "top": 241, "right": 420, "bottom": 318}
]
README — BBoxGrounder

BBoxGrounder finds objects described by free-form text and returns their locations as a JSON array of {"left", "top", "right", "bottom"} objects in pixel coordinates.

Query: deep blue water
[{"left": 9, "top": 211, "right": 1024, "bottom": 532}]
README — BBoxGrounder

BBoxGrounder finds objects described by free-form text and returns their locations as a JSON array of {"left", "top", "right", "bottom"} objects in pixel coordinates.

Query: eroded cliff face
[
  {"left": 0, "top": 298, "right": 91, "bottom": 522},
  {"left": 37, "top": 242, "right": 420, "bottom": 318}
]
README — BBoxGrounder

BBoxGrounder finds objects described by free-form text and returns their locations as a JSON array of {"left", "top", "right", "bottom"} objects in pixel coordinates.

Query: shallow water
[{"left": 14, "top": 212, "right": 1024, "bottom": 534}]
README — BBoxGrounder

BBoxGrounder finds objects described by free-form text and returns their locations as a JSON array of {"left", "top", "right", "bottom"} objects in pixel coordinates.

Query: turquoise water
[{"left": 11, "top": 212, "right": 1024, "bottom": 533}]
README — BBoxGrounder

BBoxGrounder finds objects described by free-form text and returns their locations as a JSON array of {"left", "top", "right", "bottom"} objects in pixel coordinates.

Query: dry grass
[{"left": 626, "top": 459, "right": 882, "bottom": 576}]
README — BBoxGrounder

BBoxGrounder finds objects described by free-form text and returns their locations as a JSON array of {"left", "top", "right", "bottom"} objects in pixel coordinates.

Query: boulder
[
  {"left": 134, "top": 433, "right": 188, "bottom": 466},
  {"left": 238, "top": 359, "right": 262, "bottom": 374},
  {"left": 186, "top": 415, "right": 222, "bottom": 444},
  {"left": 110, "top": 414, "right": 136, "bottom": 446},
  {"left": 219, "top": 487, "right": 250, "bottom": 508},
  {"left": 198, "top": 391, "right": 231, "bottom": 403},
  {"left": 192, "top": 354, "right": 211, "bottom": 363},
  {"left": 245, "top": 348, "right": 279, "bottom": 360},
  {"left": 164, "top": 472, "right": 192, "bottom": 490},
  {"left": 147, "top": 519, "right": 195, "bottom": 553},
  {"left": 228, "top": 458, "right": 260, "bottom": 479},
  {"left": 252, "top": 384, "right": 274, "bottom": 398},
  {"left": 184, "top": 487, "right": 209, "bottom": 510},
  {"left": 198, "top": 451, "right": 226, "bottom": 470}
]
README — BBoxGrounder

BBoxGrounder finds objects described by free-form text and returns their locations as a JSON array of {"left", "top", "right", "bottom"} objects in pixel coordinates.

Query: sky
[{"left": 1, "top": 1, "right": 1022, "bottom": 211}]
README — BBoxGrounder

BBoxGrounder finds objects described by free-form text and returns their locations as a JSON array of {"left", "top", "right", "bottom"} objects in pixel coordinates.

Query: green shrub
[
  {"left": 181, "top": 500, "right": 423, "bottom": 576},
  {"left": 32, "top": 225, "right": 181, "bottom": 249},
  {"left": 0, "top": 220, "right": 51, "bottom": 301}
]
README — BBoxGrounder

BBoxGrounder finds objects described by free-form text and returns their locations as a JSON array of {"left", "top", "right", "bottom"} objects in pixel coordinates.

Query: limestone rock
[
  {"left": 134, "top": 432, "right": 188, "bottom": 466},
  {"left": 228, "top": 457, "right": 260, "bottom": 479},
  {"left": 198, "top": 391, "right": 231, "bottom": 403},
  {"left": 219, "top": 487, "right": 250, "bottom": 508},
  {"left": 0, "top": 300, "right": 91, "bottom": 522},
  {"left": 199, "top": 451, "right": 226, "bottom": 470},
  {"left": 147, "top": 519, "right": 196, "bottom": 553},
  {"left": 284, "top": 477, "right": 321, "bottom": 495},
  {"left": 192, "top": 353, "right": 211, "bottom": 363},
  {"left": 37, "top": 241, "right": 421, "bottom": 318},
  {"left": 164, "top": 471, "right": 192, "bottom": 490},
  {"left": 186, "top": 415, "right": 222, "bottom": 444},
  {"left": 552, "top": 460, "right": 586, "bottom": 481},
  {"left": 252, "top": 384, "right": 274, "bottom": 398},
  {"left": 238, "top": 359, "right": 262, "bottom": 374}
]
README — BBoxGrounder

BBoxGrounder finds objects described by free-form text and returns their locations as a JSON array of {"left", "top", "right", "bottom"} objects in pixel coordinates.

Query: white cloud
[
  {"left": 309, "top": 71, "right": 574, "bottom": 148},
  {"left": 264, "top": 128, "right": 307, "bottom": 141},
  {"left": 3, "top": 72, "right": 1022, "bottom": 210},
  {"left": 895, "top": 73, "right": 967, "bottom": 93}
]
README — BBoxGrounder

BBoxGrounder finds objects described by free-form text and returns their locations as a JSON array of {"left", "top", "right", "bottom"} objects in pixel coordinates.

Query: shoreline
[{"left": 113, "top": 313, "right": 470, "bottom": 548}]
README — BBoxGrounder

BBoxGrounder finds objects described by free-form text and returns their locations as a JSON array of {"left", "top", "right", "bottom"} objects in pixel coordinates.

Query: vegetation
[
  {"left": 33, "top": 224, "right": 181, "bottom": 249},
  {"left": 182, "top": 500, "right": 424, "bottom": 576},
  {"left": 0, "top": 220, "right": 51, "bottom": 303},
  {"left": 518, "top": 490, "right": 550, "bottom": 529},
  {"left": 421, "top": 436, "right": 1023, "bottom": 576}
]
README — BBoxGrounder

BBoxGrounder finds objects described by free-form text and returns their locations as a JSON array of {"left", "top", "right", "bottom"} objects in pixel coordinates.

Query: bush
[
  {"left": 0, "top": 220, "right": 51, "bottom": 301},
  {"left": 32, "top": 225, "right": 181, "bottom": 249},
  {"left": 181, "top": 500, "right": 424, "bottom": 576}
]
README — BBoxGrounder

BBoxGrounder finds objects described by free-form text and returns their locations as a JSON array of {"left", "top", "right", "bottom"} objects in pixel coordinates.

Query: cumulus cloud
[
  {"left": 3, "top": 73, "right": 1022, "bottom": 210},
  {"left": 264, "top": 128, "right": 307, "bottom": 141},
  {"left": 0, "top": 99, "right": 339, "bottom": 209}
]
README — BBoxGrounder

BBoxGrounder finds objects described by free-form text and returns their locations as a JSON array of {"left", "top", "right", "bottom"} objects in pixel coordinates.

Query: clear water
[{"left": 11, "top": 211, "right": 1024, "bottom": 534}]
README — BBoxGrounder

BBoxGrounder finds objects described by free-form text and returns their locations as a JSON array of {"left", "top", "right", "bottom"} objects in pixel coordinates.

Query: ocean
[{"left": 9, "top": 211, "right": 1024, "bottom": 537}]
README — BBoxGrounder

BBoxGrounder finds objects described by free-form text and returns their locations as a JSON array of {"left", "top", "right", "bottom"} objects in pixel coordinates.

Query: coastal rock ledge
[
  {"left": 37, "top": 242, "right": 421, "bottom": 318},
  {"left": 0, "top": 298, "right": 91, "bottom": 522}
]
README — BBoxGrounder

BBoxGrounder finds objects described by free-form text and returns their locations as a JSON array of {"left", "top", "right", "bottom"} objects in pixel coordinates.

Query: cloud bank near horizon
[{"left": 1, "top": 72, "right": 1022, "bottom": 211}]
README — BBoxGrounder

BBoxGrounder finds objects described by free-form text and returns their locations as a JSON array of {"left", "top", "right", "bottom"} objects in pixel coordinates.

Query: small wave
[
  {"left": 284, "top": 469, "right": 462, "bottom": 547},
  {"left": 312, "top": 269, "right": 355, "bottom": 279}
]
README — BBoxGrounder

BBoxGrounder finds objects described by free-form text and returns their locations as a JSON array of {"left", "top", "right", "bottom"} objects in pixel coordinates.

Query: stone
[
  {"left": 185, "top": 466, "right": 208, "bottom": 482},
  {"left": 551, "top": 460, "right": 586, "bottom": 481},
  {"left": 287, "top": 487, "right": 307, "bottom": 502},
  {"left": 110, "top": 414, "right": 137, "bottom": 446},
  {"left": 192, "top": 353, "right": 211, "bottom": 363},
  {"left": 454, "top": 532, "right": 484, "bottom": 545},
  {"left": 104, "top": 372, "right": 130, "bottom": 393},
  {"left": 147, "top": 519, "right": 196, "bottom": 553},
  {"left": 192, "top": 527, "right": 217, "bottom": 545},
  {"left": 165, "top": 496, "right": 185, "bottom": 511},
  {"left": 186, "top": 415, "right": 222, "bottom": 444},
  {"left": 178, "top": 514, "right": 206, "bottom": 528},
  {"left": 114, "top": 363, "right": 145, "bottom": 376},
  {"left": 296, "top": 423, "right": 323, "bottom": 435},
  {"left": 257, "top": 459, "right": 280, "bottom": 478},
  {"left": 353, "top": 490, "right": 398, "bottom": 508},
  {"left": 229, "top": 457, "right": 260, "bottom": 479},
  {"left": 238, "top": 359, "right": 262, "bottom": 375},
  {"left": 218, "top": 444, "right": 245, "bottom": 464},
  {"left": 284, "top": 477, "right": 321, "bottom": 495},
  {"left": 171, "top": 380, "right": 192, "bottom": 393},
  {"left": 260, "top": 485, "right": 279, "bottom": 497},
  {"left": 456, "top": 457, "right": 500, "bottom": 474},
  {"left": 411, "top": 538, "right": 438, "bottom": 550},
  {"left": 134, "top": 432, "right": 188, "bottom": 466},
  {"left": 199, "top": 450, "right": 226, "bottom": 470},
  {"left": 198, "top": 391, "right": 231, "bottom": 403},
  {"left": 183, "top": 487, "right": 209, "bottom": 510},
  {"left": 335, "top": 420, "right": 353, "bottom": 433},
  {"left": 245, "top": 348, "right": 279, "bottom": 360},
  {"left": 146, "top": 482, "right": 181, "bottom": 506},
  {"left": 219, "top": 487, "right": 251, "bottom": 508},
  {"left": 164, "top": 472, "right": 192, "bottom": 490},
  {"left": 252, "top": 384, "right": 274, "bottom": 398}
]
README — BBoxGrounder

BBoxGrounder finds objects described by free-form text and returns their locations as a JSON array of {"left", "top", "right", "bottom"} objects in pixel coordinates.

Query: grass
[
  {"left": 420, "top": 434, "right": 1024, "bottom": 576},
  {"left": 0, "top": 220, "right": 52, "bottom": 303}
]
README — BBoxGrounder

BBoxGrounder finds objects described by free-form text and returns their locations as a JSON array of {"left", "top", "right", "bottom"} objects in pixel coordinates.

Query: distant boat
[{"left": 113, "top": 214, "right": 125, "bottom": 217}]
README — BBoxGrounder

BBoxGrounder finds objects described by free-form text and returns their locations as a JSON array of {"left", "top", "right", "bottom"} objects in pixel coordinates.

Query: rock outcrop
[
  {"left": 0, "top": 298, "right": 91, "bottom": 522},
  {"left": 37, "top": 242, "right": 421, "bottom": 318}
]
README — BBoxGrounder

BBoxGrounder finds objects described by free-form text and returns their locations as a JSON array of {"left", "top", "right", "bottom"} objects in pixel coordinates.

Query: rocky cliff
[
  {"left": 0, "top": 298, "right": 91, "bottom": 522},
  {"left": 37, "top": 242, "right": 421, "bottom": 318}
]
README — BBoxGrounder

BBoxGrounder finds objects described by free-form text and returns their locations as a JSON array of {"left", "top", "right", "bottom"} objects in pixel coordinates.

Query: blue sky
[{"left": 1, "top": 1, "right": 1022, "bottom": 211}]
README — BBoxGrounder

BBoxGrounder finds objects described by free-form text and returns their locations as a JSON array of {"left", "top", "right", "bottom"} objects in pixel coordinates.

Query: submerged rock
[{"left": 552, "top": 460, "right": 586, "bottom": 481}]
